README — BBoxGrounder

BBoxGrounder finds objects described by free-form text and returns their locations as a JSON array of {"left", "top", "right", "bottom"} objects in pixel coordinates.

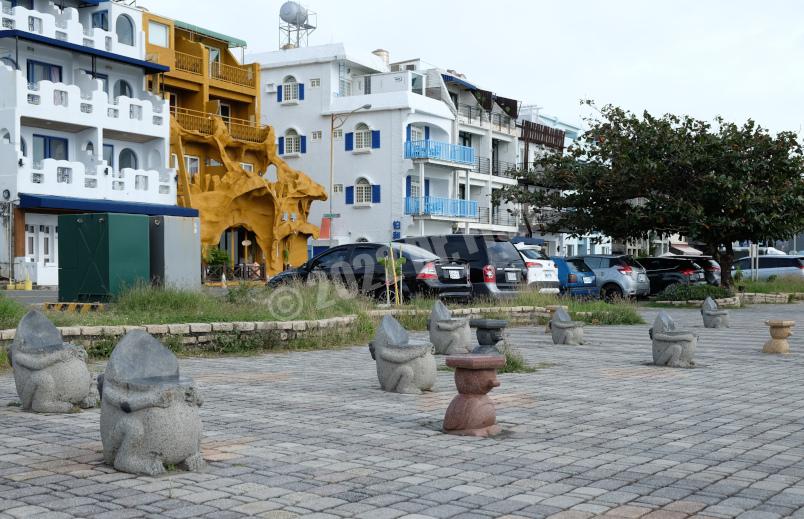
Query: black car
[
  {"left": 669, "top": 255, "right": 721, "bottom": 286},
  {"left": 395, "top": 234, "right": 526, "bottom": 298},
  {"left": 637, "top": 257, "right": 708, "bottom": 295},
  {"left": 268, "top": 242, "right": 471, "bottom": 300}
]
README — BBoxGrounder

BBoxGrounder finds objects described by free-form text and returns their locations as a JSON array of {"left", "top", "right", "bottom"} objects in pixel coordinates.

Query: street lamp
[{"left": 328, "top": 104, "right": 372, "bottom": 230}]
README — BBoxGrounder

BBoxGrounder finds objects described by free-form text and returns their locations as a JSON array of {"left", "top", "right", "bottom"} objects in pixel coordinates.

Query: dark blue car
[{"left": 550, "top": 256, "right": 598, "bottom": 298}]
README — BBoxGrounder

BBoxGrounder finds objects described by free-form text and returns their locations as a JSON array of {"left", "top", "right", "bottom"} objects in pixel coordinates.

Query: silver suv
[{"left": 575, "top": 254, "right": 651, "bottom": 300}]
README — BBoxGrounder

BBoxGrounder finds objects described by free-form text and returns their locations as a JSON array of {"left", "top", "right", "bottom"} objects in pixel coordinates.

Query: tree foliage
[{"left": 500, "top": 103, "right": 804, "bottom": 286}]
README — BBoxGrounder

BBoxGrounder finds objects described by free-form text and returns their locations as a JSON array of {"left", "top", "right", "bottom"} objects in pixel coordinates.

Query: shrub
[
  {"left": 656, "top": 283, "right": 733, "bottom": 301},
  {"left": 0, "top": 294, "right": 26, "bottom": 330}
]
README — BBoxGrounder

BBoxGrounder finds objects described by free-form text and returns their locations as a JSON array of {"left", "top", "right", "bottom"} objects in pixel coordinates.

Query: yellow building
[{"left": 142, "top": 12, "right": 325, "bottom": 276}]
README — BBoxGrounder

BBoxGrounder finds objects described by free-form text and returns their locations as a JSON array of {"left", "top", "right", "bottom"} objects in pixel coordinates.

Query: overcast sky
[{"left": 142, "top": 0, "right": 804, "bottom": 134}]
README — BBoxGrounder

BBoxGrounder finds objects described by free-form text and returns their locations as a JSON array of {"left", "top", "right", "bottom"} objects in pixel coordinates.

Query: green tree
[{"left": 500, "top": 103, "right": 804, "bottom": 287}]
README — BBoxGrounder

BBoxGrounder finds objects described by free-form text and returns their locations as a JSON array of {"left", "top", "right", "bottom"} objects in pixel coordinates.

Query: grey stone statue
[
  {"left": 428, "top": 301, "right": 471, "bottom": 355},
  {"left": 8, "top": 310, "right": 96, "bottom": 413},
  {"left": 649, "top": 311, "right": 697, "bottom": 368},
  {"left": 550, "top": 307, "right": 585, "bottom": 345},
  {"left": 701, "top": 297, "right": 730, "bottom": 328},
  {"left": 369, "top": 315, "right": 436, "bottom": 394},
  {"left": 99, "top": 331, "right": 204, "bottom": 476}
]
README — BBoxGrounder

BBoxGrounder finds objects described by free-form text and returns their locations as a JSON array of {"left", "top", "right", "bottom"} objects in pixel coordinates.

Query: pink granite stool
[{"left": 442, "top": 354, "right": 505, "bottom": 437}]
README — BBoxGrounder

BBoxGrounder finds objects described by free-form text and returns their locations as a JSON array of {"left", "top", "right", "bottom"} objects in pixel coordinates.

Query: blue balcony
[
  {"left": 405, "top": 197, "right": 479, "bottom": 219},
  {"left": 404, "top": 140, "right": 475, "bottom": 166}
]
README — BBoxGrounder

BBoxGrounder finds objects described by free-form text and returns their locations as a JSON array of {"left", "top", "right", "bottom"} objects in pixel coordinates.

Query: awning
[
  {"left": 670, "top": 243, "right": 703, "bottom": 256},
  {"left": 0, "top": 30, "right": 169, "bottom": 74},
  {"left": 441, "top": 74, "right": 478, "bottom": 91},
  {"left": 174, "top": 20, "right": 247, "bottom": 48},
  {"left": 19, "top": 193, "right": 198, "bottom": 217}
]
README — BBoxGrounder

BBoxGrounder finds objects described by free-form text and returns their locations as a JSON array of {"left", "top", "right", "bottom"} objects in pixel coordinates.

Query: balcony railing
[
  {"left": 404, "top": 140, "right": 475, "bottom": 166},
  {"left": 475, "top": 156, "right": 520, "bottom": 178},
  {"left": 491, "top": 112, "right": 515, "bottom": 133},
  {"left": 171, "top": 107, "right": 268, "bottom": 143},
  {"left": 211, "top": 61, "right": 256, "bottom": 88},
  {"left": 175, "top": 51, "right": 203, "bottom": 75},
  {"left": 478, "top": 207, "right": 520, "bottom": 227},
  {"left": 405, "top": 196, "right": 478, "bottom": 219}
]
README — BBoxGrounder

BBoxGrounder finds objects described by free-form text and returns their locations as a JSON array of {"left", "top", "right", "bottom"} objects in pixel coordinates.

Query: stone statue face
[
  {"left": 431, "top": 300, "right": 452, "bottom": 321},
  {"left": 12, "top": 310, "right": 64, "bottom": 353},
  {"left": 702, "top": 297, "right": 717, "bottom": 311},
  {"left": 374, "top": 315, "right": 410, "bottom": 349},
  {"left": 455, "top": 368, "right": 500, "bottom": 395},
  {"left": 106, "top": 330, "right": 179, "bottom": 386},
  {"left": 653, "top": 311, "right": 676, "bottom": 333},
  {"left": 553, "top": 308, "right": 572, "bottom": 322}
]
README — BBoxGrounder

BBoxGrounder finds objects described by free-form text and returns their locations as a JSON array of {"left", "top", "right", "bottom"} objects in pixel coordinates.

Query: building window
[
  {"left": 20, "top": 137, "right": 26, "bottom": 157},
  {"left": 103, "top": 144, "right": 114, "bottom": 167},
  {"left": 354, "top": 123, "right": 371, "bottom": 151},
  {"left": 311, "top": 130, "right": 322, "bottom": 141},
  {"left": 284, "top": 129, "right": 300, "bottom": 154},
  {"left": 114, "top": 80, "right": 132, "bottom": 100},
  {"left": 310, "top": 78, "right": 320, "bottom": 87},
  {"left": 355, "top": 178, "right": 372, "bottom": 205},
  {"left": 33, "top": 135, "right": 68, "bottom": 163},
  {"left": 240, "top": 162, "right": 254, "bottom": 173},
  {"left": 148, "top": 21, "right": 169, "bottom": 47},
  {"left": 170, "top": 153, "right": 178, "bottom": 168},
  {"left": 115, "top": 14, "right": 135, "bottom": 46},
  {"left": 333, "top": 184, "right": 343, "bottom": 193},
  {"left": 282, "top": 75, "right": 299, "bottom": 101},
  {"left": 26, "top": 60, "right": 62, "bottom": 85},
  {"left": 91, "top": 10, "right": 109, "bottom": 31},
  {"left": 333, "top": 129, "right": 343, "bottom": 139},
  {"left": 410, "top": 179, "right": 421, "bottom": 198},
  {"left": 184, "top": 155, "right": 200, "bottom": 178},
  {"left": 410, "top": 126, "right": 424, "bottom": 142},
  {"left": 119, "top": 148, "right": 138, "bottom": 170}
]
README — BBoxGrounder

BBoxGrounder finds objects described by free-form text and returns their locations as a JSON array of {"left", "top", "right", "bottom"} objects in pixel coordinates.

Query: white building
[
  {"left": 0, "top": 0, "right": 191, "bottom": 285},
  {"left": 252, "top": 44, "right": 522, "bottom": 251}
]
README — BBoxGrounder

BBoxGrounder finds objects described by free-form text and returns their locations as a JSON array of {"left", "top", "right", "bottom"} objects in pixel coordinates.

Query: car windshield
[
  {"left": 620, "top": 256, "right": 640, "bottom": 267},
  {"left": 519, "top": 248, "right": 549, "bottom": 261},
  {"left": 486, "top": 239, "right": 523, "bottom": 264},
  {"left": 390, "top": 243, "right": 438, "bottom": 261},
  {"left": 567, "top": 258, "right": 592, "bottom": 272}
]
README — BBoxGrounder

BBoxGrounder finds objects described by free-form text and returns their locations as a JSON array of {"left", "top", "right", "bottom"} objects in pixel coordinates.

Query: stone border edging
[{"left": 654, "top": 293, "right": 804, "bottom": 307}]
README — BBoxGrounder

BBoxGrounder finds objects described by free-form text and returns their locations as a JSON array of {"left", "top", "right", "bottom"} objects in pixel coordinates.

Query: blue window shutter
[
  {"left": 298, "top": 83, "right": 304, "bottom": 100},
  {"left": 371, "top": 130, "right": 380, "bottom": 149},
  {"left": 278, "top": 136, "right": 284, "bottom": 155},
  {"left": 424, "top": 126, "right": 430, "bottom": 140},
  {"left": 345, "top": 132, "right": 354, "bottom": 151},
  {"left": 405, "top": 176, "right": 411, "bottom": 197},
  {"left": 406, "top": 124, "right": 411, "bottom": 142},
  {"left": 300, "top": 135, "right": 307, "bottom": 153},
  {"left": 424, "top": 179, "right": 430, "bottom": 197},
  {"left": 372, "top": 184, "right": 381, "bottom": 204},
  {"left": 277, "top": 86, "right": 282, "bottom": 103},
  {"left": 345, "top": 186, "right": 354, "bottom": 205}
]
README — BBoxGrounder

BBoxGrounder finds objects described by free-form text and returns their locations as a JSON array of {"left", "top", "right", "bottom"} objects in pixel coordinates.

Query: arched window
[
  {"left": 84, "top": 141, "right": 94, "bottom": 155},
  {"left": 354, "top": 177, "right": 372, "bottom": 205},
  {"left": 282, "top": 75, "right": 298, "bottom": 102},
  {"left": 119, "top": 148, "right": 138, "bottom": 170},
  {"left": 113, "top": 80, "right": 132, "bottom": 99},
  {"left": 115, "top": 14, "right": 135, "bottom": 46},
  {"left": 354, "top": 122, "right": 371, "bottom": 150},
  {"left": 284, "top": 129, "right": 300, "bottom": 154}
]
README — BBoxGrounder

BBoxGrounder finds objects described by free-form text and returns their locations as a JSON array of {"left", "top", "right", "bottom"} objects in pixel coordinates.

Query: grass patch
[
  {"left": 499, "top": 345, "right": 536, "bottom": 374},
  {"left": 0, "top": 293, "right": 26, "bottom": 330},
  {"left": 0, "top": 347, "right": 9, "bottom": 370},
  {"left": 655, "top": 283, "right": 734, "bottom": 301},
  {"left": 741, "top": 276, "right": 804, "bottom": 294}
]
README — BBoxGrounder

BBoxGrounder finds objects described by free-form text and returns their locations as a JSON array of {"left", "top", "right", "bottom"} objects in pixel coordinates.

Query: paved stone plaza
[{"left": 1, "top": 304, "right": 803, "bottom": 519}]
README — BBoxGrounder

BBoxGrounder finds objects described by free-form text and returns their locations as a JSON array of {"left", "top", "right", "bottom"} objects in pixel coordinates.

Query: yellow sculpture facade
[{"left": 144, "top": 12, "right": 326, "bottom": 276}]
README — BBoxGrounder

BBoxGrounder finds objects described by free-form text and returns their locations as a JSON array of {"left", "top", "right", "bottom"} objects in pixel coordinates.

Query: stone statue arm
[
  {"left": 183, "top": 385, "right": 203, "bottom": 407},
  {"left": 9, "top": 348, "right": 76, "bottom": 370},
  {"left": 435, "top": 320, "right": 466, "bottom": 332},
  {"left": 377, "top": 344, "right": 431, "bottom": 364},
  {"left": 103, "top": 382, "right": 171, "bottom": 413}
]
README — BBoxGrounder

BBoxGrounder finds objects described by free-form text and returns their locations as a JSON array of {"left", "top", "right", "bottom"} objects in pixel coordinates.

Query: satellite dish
[{"left": 280, "top": 1, "right": 308, "bottom": 26}]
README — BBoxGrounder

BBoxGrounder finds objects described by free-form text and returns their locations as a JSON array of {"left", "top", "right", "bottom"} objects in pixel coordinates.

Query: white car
[{"left": 514, "top": 244, "right": 560, "bottom": 294}]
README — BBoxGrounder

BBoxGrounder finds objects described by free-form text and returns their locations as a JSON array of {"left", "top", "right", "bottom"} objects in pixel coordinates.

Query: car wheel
[{"left": 601, "top": 284, "right": 623, "bottom": 302}]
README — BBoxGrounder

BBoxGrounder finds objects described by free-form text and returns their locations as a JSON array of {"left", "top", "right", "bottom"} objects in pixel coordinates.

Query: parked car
[
  {"left": 637, "top": 257, "right": 708, "bottom": 295},
  {"left": 551, "top": 256, "right": 598, "bottom": 298},
  {"left": 731, "top": 255, "right": 804, "bottom": 281},
  {"left": 268, "top": 242, "right": 472, "bottom": 300},
  {"left": 666, "top": 255, "right": 721, "bottom": 286},
  {"left": 576, "top": 254, "right": 651, "bottom": 300},
  {"left": 395, "top": 234, "right": 526, "bottom": 298},
  {"left": 514, "top": 243, "right": 559, "bottom": 294}
]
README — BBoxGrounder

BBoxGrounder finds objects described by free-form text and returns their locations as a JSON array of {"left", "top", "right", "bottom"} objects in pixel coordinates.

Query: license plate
[
  {"left": 448, "top": 270, "right": 460, "bottom": 280},
  {"left": 506, "top": 272, "right": 518, "bottom": 282},
  {"left": 583, "top": 276, "right": 593, "bottom": 284},
  {"left": 545, "top": 272, "right": 553, "bottom": 278}
]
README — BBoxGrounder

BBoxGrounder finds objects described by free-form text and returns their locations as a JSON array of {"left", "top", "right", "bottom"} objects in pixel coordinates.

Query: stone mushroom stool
[
  {"left": 649, "top": 311, "right": 697, "bottom": 368},
  {"left": 550, "top": 307, "right": 585, "bottom": 345},
  {"left": 369, "top": 315, "right": 436, "bottom": 394},
  {"left": 469, "top": 319, "right": 508, "bottom": 354},
  {"left": 8, "top": 310, "right": 96, "bottom": 413},
  {"left": 99, "top": 331, "right": 204, "bottom": 476},
  {"left": 544, "top": 305, "right": 569, "bottom": 333},
  {"left": 763, "top": 320, "right": 795, "bottom": 354},
  {"left": 701, "top": 297, "right": 730, "bottom": 328},
  {"left": 428, "top": 300, "right": 471, "bottom": 355},
  {"left": 443, "top": 354, "right": 505, "bottom": 437}
]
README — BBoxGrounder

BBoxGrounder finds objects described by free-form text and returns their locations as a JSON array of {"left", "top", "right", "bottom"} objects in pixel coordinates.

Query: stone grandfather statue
[
  {"left": 428, "top": 300, "right": 472, "bottom": 355},
  {"left": 8, "top": 310, "right": 97, "bottom": 413},
  {"left": 369, "top": 315, "right": 436, "bottom": 394},
  {"left": 701, "top": 297, "right": 730, "bottom": 328},
  {"left": 550, "top": 307, "right": 585, "bottom": 345},
  {"left": 649, "top": 311, "right": 697, "bottom": 368},
  {"left": 99, "top": 330, "right": 204, "bottom": 476}
]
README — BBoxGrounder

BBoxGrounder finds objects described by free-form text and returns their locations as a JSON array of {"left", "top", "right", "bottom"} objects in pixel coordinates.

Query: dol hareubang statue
[
  {"left": 8, "top": 310, "right": 97, "bottom": 413},
  {"left": 369, "top": 315, "right": 436, "bottom": 394}
]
